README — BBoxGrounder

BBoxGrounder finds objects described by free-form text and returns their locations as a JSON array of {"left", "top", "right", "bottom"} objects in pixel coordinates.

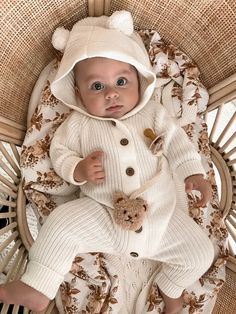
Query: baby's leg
[
  {"left": 153, "top": 208, "right": 215, "bottom": 313},
  {"left": 0, "top": 281, "right": 49, "bottom": 312},
  {"left": 0, "top": 197, "right": 115, "bottom": 311}
]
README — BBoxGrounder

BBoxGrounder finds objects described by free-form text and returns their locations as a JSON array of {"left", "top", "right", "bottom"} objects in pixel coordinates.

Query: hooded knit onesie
[{"left": 21, "top": 12, "right": 214, "bottom": 302}]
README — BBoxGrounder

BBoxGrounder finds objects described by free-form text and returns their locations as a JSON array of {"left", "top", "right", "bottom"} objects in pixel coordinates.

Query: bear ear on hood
[
  {"left": 107, "top": 10, "right": 134, "bottom": 35},
  {"left": 52, "top": 11, "right": 133, "bottom": 54},
  {"left": 52, "top": 26, "right": 70, "bottom": 53}
]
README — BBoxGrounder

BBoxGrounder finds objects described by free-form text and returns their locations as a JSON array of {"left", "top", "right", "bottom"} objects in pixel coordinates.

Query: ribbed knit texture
[
  {"left": 20, "top": 100, "right": 214, "bottom": 299},
  {"left": 153, "top": 208, "right": 215, "bottom": 298},
  {"left": 21, "top": 194, "right": 214, "bottom": 300}
]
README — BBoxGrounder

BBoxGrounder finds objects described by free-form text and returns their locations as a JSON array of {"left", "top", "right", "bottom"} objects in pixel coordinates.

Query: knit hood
[{"left": 50, "top": 11, "right": 156, "bottom": 120}]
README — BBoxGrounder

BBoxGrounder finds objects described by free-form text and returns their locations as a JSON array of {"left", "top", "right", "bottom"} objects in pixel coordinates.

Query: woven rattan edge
[
  {"left": 16, "top": 181, "right": 34, "bottom": 251},
  {"left": 210, "top": 147, "right": 233, "bottom": 217},
  {"left": 227, "top": 256, "right": 236, "bottom": 273},
  {"left": 0, "top": 117, "right": 26, "bottom": 145},
  {"left": 88, "top": 0, "right": 111, "bottom": 16},
  {"left": 209, "top": 81, "right": 236, "bottom": 105},
  {"left": 0, "top": 117, "right": 26, "bottom": 131},
  {"left": 209, "top": 73, "right": 236, "bottom": 95},
  {"left": 206, "top": 76, "right": 236, "bottom": 113}
]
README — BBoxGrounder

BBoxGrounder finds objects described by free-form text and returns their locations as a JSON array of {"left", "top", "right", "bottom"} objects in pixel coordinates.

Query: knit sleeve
[
  {"left": 154, "top": 104, "right": 205, "bottom": 182},
  {"left": 49, "top": 112, "right": 86, "bottom": 185}
]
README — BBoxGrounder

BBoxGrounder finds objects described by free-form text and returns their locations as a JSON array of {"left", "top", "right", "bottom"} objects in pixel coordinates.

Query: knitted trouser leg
[
  {"left": 153, "top": 208, "right": 215, "bottom": 298},
  {"left": 21, "top": 197, "right": 116, "bottom": 299}
]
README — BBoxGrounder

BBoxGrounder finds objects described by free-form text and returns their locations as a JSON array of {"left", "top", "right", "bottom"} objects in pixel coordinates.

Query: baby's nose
[{"left": 105, "top": 87, "right": 119, "bottom": 99}]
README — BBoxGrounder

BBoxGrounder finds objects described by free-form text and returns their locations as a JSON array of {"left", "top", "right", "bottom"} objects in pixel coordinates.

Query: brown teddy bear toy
[{"left": 113, "top": 192, "right": 148, "bottom": 232}]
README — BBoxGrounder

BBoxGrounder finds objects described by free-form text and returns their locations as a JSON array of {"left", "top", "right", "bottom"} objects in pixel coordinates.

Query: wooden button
[
  {"left": 111, "top": 121, "right": 116, "bottom": 126},
  {"left": 130, "top": 252, "right": 139, "bottom": 257},
  {"left": 126, "top": 167, "right": 135, "bottom": 176},
  {"left": 135, "top": 226, "right": 143, "bottom": 233},
  {"left": 120, "top": 138, "right": 129, "bottom": 146}
]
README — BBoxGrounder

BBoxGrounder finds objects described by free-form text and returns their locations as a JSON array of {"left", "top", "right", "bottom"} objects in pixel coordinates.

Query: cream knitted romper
[
  {"left": 21, "top": 11, "right": 214, "bottom": 304},
  {"left": 21, "top": 101, "right": 214, "bottom": 300}
]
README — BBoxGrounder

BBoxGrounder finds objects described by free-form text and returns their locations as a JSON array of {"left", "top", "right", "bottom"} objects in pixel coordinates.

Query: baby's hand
[
  {"left": 185, "top": 174, "right": 212, "bottom": 207},
  {"left": 73, "top": 151, "right": 105, "bottom": 184}
]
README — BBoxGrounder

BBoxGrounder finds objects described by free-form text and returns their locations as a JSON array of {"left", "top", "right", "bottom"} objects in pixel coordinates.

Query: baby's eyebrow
[
  {"left": 116, "top": 69, "right": 136, "bottom": 76},
  {"left": 86, "top": 69, "right": 135, "bottom": 82},
  {"left": 85, "top": 75, "right": 102, "bottom": 82}
]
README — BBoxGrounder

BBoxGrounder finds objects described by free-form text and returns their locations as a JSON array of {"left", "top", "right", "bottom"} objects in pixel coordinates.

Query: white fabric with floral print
[{"left": 20, "top": 30, "right": 228, "bottom": 313}]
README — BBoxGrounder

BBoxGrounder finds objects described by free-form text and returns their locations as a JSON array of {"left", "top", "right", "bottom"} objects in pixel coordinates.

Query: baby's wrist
[
  {"left": 73, "top": 162, "right": 86, "bottom": 182},
  {"left": 185, "top": 174, "right": 204, "bottom": 181}
]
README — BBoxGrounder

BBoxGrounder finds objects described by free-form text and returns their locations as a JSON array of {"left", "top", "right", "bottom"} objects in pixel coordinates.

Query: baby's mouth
[{"left": 106, "top": 104, "right": 122, "bottom": 112}]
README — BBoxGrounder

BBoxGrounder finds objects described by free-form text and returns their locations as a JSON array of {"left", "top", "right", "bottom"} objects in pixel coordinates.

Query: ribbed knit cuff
[
  {"left": 175, "top": 159, "right": 205, "bottom": 183},
  {"left": 21, "top": 261, "right": 64, "bottom": 299},
  {"left": 155, "top": 271, "right": 185, "bottom": 298},
  {"left": 61, "top": 156, "right": 87, "bottom": 185}
]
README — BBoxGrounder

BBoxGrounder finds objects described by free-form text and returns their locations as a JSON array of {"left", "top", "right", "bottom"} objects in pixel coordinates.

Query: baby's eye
[
  {"left": 91, "top": 82, "right": 104, "bottom": 90},
  {"left": 116, "top": 78, "right": 127, "bottom": 86}
]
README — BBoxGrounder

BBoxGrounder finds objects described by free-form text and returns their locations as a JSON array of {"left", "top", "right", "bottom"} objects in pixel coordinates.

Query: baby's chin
[
  {"left": 103, "top": 107, "right": 136, "bottom": 119},
  {"left": 105, "top": 111, "right": 125, "bottom": 119}
]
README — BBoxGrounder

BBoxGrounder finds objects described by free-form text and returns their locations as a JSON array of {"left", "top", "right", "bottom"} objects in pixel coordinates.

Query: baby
[{"left": 0, "top": 11, "right": 214, "bottom": 314}]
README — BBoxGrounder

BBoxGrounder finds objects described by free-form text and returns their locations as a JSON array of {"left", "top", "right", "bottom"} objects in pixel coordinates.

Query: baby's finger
[
  {"left": 90, "top": 151, "right": 104, "bottom": 160},
  {"left": 93, "top": 172, "right": 105, "bottom": 184},
  {"left": 185, "top": 181, "right": 193, "bottom": 194},
  {"left": 95, "top": 170, "right": 105, "bottom": 179},
  {"left": 91, "top": 161, "right": 103, "bottom": 168},
  {"left": 197, "top": 188, "right": 211, "bottom": 207},
  {"left": 196, "top": 197, "right": 206, "bottom": 207},
  {"left": 94, "top": 177, "right": 105, "bottom": 184}
]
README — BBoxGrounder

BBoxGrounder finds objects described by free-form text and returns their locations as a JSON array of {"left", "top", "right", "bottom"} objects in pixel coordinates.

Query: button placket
[
  {"left": 126, "top": 167, "right": 135, "bottom": 176},
  {"left": 130, "top": 252, "right": 139, "bottom": 257},
  {"left": 120, "top": 138, "right": 129, "bottom": 146},
  {"left": 111, "top": 120, "right": 140, "bottom": 192}
]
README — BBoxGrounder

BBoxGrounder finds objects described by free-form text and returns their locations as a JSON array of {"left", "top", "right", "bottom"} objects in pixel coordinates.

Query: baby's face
[{"left": 74, "top": 57, "right": 140, "bottom": 118}]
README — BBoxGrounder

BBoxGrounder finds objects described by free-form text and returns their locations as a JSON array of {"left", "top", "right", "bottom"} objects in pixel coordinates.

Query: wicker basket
[{"left": 0, "top": 1, "right": 235, "bottom": 313}]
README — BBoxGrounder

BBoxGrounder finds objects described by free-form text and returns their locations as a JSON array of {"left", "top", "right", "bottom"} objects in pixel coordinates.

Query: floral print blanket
[{"left": 20, "top": 30, "right": 228, "bottom": 313}]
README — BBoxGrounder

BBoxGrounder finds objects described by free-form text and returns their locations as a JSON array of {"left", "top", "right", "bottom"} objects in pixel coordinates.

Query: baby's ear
[{"left": 75, "top": 85, "right": 81, "bottom": 97}]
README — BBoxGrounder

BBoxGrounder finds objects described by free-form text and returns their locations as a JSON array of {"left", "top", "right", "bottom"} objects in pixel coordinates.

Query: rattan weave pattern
[
  {"left": 0, "top": 0, "right": 87, "bottom": 127},
  {"left": 110, "top": 0, "right": 236, "bottom": 90},
  {"left": 0, "top": 1, "right": 236, "bottom": 313},
  {"left": 1, "top": 0, "right": 236, "bottom": 127},
  {"left": 212, "top": 268, "right": 236, "bottom": 313}
]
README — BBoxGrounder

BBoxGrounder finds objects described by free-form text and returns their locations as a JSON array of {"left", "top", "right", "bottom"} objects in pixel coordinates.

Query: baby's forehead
[
  {"left": 74, "top": 57, "right": 138, "bottom": 85},
  {"left": 74, "top": 57, "right": 136, "bottom": 72}
]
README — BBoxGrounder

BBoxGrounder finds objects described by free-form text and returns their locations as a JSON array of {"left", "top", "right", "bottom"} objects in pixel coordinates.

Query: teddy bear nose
[{"left": 128, "top": 215, "right": 132, "bottom": 220}]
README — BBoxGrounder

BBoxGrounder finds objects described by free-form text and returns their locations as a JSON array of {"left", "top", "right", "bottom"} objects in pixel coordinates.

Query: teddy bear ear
[
  {"left": 52, "top": 26, "right": 70, "bottom": 53},
  {"left": 136, "top": 198, "right": 148, "bottom": 211},
  {"left": 107, "top": 10, "right": 134, "bottom": 36},
  {"left": 113, "top": 191, "right": 128, "bottom": 204}
]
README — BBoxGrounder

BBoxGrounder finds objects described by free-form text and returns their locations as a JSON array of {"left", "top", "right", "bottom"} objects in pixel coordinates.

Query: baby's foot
[
  {"left": 0, "top": 280, "right": 50, "bottom": 312},
  {"left": 159, "top": 289, "right": 183, "bottom": 314}
]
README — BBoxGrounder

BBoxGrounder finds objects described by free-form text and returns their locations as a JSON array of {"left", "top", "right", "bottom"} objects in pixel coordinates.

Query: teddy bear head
[{"left": 113, "top": 192, "right": 148, "bottom": 231}]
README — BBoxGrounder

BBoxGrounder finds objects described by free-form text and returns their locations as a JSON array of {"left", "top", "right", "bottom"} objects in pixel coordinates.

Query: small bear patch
[{"left": 113, "top": 191, "right": 148, "bottom": 231}]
